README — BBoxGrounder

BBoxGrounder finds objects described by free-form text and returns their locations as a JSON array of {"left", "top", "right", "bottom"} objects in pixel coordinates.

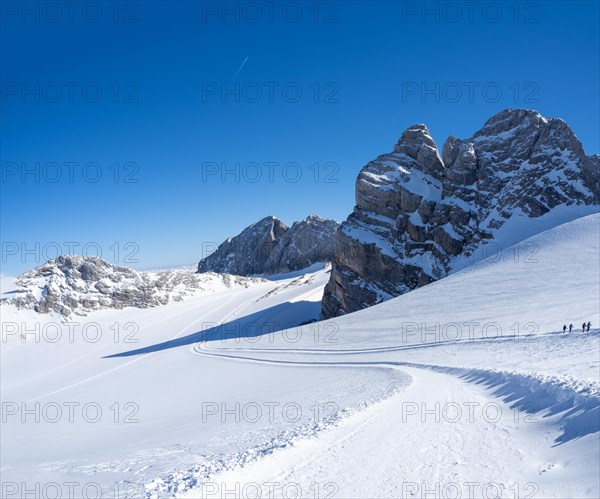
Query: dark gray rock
[
  {"left": 321, "top": 109, "right": 600, "bottom": 319},
  {"left": 264, "top": 215, "right": 339, "bottom": 274},
  {"left": 198, "top": 215, "right": 339, "bottom": 276},
  {"left": 198, "top": 216, "right": 288, "bottom": 275}
]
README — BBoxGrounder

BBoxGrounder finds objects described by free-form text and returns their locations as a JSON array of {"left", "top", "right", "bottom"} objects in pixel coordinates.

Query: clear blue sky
[{"left": 1, "top": 0, "right": 599, "bottom": 275}]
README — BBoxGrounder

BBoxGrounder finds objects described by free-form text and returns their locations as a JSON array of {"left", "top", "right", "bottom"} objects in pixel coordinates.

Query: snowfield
[{"left": 1, "top": 215, "right": 599, "bottom": 498}]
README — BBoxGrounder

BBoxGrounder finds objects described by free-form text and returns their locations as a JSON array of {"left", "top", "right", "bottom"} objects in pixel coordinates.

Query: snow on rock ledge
[{"left": 4, "top": 255, "right": 266, "bottom": 316}]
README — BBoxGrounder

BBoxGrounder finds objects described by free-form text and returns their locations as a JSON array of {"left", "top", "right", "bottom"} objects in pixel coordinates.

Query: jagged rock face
[
  {"left": 7, "top": 255, "right": 266, "bottom": 316},
  {"left": 264, "top": 215, "right": 339, "bottom": 274},
  {"left": 321, "top": 109, "right": 600, "bottom": 319},
  {"left": 198, "top": 216, "right": 288, "bottom": 275},
  {"left": 198, "top": 215, "right": 339, "bottom": 276},
  {"left": 582, "top": 154, "right": 599, "bottom": 201}
]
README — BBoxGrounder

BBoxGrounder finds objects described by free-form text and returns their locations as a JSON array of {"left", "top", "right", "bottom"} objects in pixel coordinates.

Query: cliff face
[
  {"left": 321, "top": 109, "right": 600, "bottom": 319},
  {"left": 198, "top": 216, "right": 288, "bottom": 276},
  {"left": 198, "top": 215, "right": 339, "bottom": 276},
  {"left": 263, "top": 215, "right": 339, "bottom": 275}
]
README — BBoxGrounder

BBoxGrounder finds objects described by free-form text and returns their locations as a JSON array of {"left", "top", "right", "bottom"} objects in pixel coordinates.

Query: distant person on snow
[
  {"left": 563, "top": 325, "right": 567, "bottom": 333},
  {"left": 587, "top": 321, "right": 592, "bottom": 331},
  {"left": 582, "top": 322, "right": 587, "bottom": 332},
  {"left": 569, "top": 324, "right": 573, "bottom": 333}
]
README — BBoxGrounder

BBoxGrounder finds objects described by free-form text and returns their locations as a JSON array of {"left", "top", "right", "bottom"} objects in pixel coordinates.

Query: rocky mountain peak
[
  {"left": 198, "top": 215, "right": 339, "bottom": 276},
  {"left": 198, "top": 216, "right": 288, "bottom": 275},
  {"left": 305, "top": 214, "right": 328, "bottom": 224},
  {"left": 248, "top": 216, "right": 288, "bottom": 242},
  {"left": 394, "top": 123, "right": 444, "bottom": 179},
  {"left": 263, "top": 216, "right": 339, "bottom": 275},
  {"left": 475, "top": 108, "right": 545, "bottom": 136},
  {"left": 321, "top": 109, "right": 599, "bottom": 319},
  {"left": 50, "top": 255, "right": 134, "bottom": 281}
]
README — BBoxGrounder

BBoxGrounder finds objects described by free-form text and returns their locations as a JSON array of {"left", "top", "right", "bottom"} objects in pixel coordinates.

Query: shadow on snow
[{"left": 103, "top": 300, "right": 319, "bottom": 358}]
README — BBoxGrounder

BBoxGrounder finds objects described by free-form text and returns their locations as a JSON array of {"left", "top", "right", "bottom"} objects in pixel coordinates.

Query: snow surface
[{"left": 1, "top": 214, "right": 599, "bottom": 498}]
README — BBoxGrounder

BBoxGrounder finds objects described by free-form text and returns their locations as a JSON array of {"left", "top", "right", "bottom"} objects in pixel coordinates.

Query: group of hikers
[{"left": 563, "top": 322, "right": 592, "bottom": 333}]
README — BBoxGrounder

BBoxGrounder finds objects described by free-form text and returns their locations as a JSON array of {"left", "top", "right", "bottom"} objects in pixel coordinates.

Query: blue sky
[{"left": 1, "top": 0, "right": 599, "bottom": 275}]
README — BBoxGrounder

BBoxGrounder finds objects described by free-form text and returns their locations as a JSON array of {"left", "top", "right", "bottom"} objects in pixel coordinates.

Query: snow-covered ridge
[{"left": 3, "top": 255, "right": 267, "bottom": 316}]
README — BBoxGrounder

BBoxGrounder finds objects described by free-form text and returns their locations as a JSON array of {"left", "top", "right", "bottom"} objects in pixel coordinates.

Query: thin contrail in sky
[{"left": 233, "top": 56, "right": 249, "bottom": 80}]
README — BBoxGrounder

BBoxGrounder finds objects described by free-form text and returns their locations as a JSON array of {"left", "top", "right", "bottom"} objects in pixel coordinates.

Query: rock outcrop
[
  {"left": 321, "top": 109, "right": 600, "bottom": 319},
  {"left": 198, "top": 215, "right": 339, "bottom": 276},
  {"left": 198, "top": 216, "right": 288, "bottom": 276},
  {"left": 7, "top": 255, "right": 265, "bottom": 316},
  {"left": 264, "top": 215, "right": 339, "bottom": 274}
]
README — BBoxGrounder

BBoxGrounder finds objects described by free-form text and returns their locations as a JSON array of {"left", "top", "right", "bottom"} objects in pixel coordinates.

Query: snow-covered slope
[
  {"left": 2, "top": 263, "right": 404, "bottom": 498},
  {"left": 1, "top": 215, "right": 598, "bottom": 498},
  {"left": 179, "top": 214, "right": 600, "bottom": 497}
]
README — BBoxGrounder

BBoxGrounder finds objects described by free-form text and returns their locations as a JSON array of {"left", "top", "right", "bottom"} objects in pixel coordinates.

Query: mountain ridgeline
[
  {"left": 320, "top": 109, "right": 599, "bottom": 319},
  {"left": 7, "top": 255, "right": 266, "bottom": 316},
  {"left": 7, "top": 110, "right": 598, "bottom": 320},
  {"left": 197, "top": 215, "right": 340, "bottom": 276}
]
